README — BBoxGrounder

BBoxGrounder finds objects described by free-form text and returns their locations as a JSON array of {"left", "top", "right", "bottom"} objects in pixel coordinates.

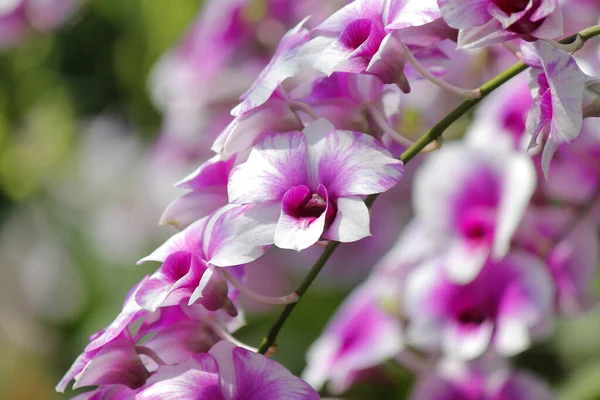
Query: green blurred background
[{"left": 1, "top": 1, "right": 600, "bottom": 399}]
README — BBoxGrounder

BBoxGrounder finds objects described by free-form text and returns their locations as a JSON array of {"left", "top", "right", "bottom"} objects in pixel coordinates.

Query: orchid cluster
[
  {"left": 0, "top": 0, "right": 77, "bottom": 49},
  {"left": 58, "top": 0, "right": 600, "bottom": 398}
]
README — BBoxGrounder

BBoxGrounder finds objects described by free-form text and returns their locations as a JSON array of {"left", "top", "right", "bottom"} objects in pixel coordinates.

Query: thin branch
[
  {"left": 136, "top": 345, "right": 167, "bottom": 366},
  {"left": 545, "top": 35, "right": 584, "bottom": 53},
  {"left": 401, "top": 42, "right": 482, "bottom": 99},
  {"left": 221, "top": 268, "right": 299, "bottom": 305},
  {"left": 367, "top": 105, "right": 441, "bottom": 152},
  {"left": 289, "top": 100, "right": 320, "bottom": 121},
  {"left": 209, "top": 322, "right": 258, "bottom": 352},
  {"left": 502, "top": 41, "right": 521, "bottom": 59},
  {"left": 257, "top": 241, "right": 340, "bottom": 354}
]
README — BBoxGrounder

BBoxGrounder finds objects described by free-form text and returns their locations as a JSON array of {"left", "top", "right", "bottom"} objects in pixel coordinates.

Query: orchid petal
[
  {"left": 228, "top": 132, "right": 307, "bottom": 204},
  {"left": 231, "top": 18, "right": 310, "bottom": 116},
  {"left": 493, "top": 153, "right": 536, "bottom": 259},
  {"left": 438, "top": 0, "right": 491, "bottom": 29},
  {"left": 210, "top": 341, "right": 319, "bottom": 400},
  {"left": 136, "top": 355, "right": 224, "bottom": 400},
  {"left": 274, "top": 185, "right": 328, "bottom": 251},
  {"left": 304, "top": 119, "right": 403, "bottom": 198},
  {"left": 323, "top": 196, "right": 371, "bottom": 243},
  {"left": 386, "top": 0, "right": 440, "bottom": 30},
  {"left": 203, "top": 204, "right": 279, "bottom": 267}
]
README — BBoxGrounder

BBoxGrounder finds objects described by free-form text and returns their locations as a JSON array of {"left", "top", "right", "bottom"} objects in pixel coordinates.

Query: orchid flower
[
  {"left": 516, "top": 207, "right": 600, "bottom": 315},
  {"left": 227, "top": 118, "right": 404, "bottom": 251},
  {"left": 438, "top": 0, "right": 564, "bottom": 49},
  {"left": 413, "top": 142, "right": 536, "bottom": 282},
  {"left": 410, "top": 358, "right": 555, "bottom": 399},
  {"left": 141, "top": 204, "right": 296, "bottom": 306},
  {"left": 303, "top": 282, "right": 403, "bottom": 394},
  {"left": 301, "top": 0, "right": 450, "bottom": 92},
  {"left": 405, "top": 251, "right": 554, "bottom": 359},
  {"left": 231, "top": 17, "right": 311, "bottom": 116}
]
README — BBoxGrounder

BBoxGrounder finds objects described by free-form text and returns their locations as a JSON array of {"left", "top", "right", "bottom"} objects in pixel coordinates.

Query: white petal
[
  {"left": 442, "top": 320, "right": 494, "bottom": 360},
  {"left": 493, "top": 153, "right": 536, "bottom": 259},
  {"left": 494, "top": 318, "right": 531, "bottom": 356},
  {"left": 206, "top": 204, "right": 279, "bottom": 267},
  {"left": 304, "top": 119, "right": 403, "bottom": 198},
  {"left": 444, "top": 239, "right": 490, "bottom": 283},
  {"left": 323, "top": 196, "right": 371, "bottom": 242},
  {"left": 274, "top": 207, "right": 326, "bottom": 252},
  {"left": 228, "top": 132, "right": 307, "bottom": 204}
]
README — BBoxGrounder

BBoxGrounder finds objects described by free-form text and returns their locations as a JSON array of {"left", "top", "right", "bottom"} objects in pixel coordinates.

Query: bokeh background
[{"left": 1, "top": 1, "right": 600, "bottom": 399}]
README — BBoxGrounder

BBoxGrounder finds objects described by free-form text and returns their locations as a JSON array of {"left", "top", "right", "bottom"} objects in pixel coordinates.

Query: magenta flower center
[
  {"left": 459, "top": 208, "right": 496, "bottom": 244},
  {"left": 282, "top": 185, "right": 336, "bottom": 225},
  {"left": 340, "top": 19, "right": 373, "bottom": 50},
  {"left": 494, "top": 0, "right": 530, "bottom": 14},
  {"left": 456, "top": 308, "right": 488, "bottom": 326},
  {"left": 497, "top": 0, "right": 544, "bottom": 35},
  {"left": 299, "top": 193, "right": 328, "bottom": 219},
  {"left": 502, "top": 109, "right": 527, "bottom": 139}
]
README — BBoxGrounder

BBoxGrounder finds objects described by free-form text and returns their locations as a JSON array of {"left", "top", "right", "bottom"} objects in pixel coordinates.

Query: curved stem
[
  {"left": 136, "top": 345, "right": 167, "bottom": 366},
  {"left": 257, "top": 241, "right": 340, "bottom": 354},
  {"left": 401, "top": 42, "right": 482, "bottom": 99},
  {"left": 502, "top": 41, "right": 521, "bottom": 58},
  {"left": 545, "top": 35, "right": 584, "bottom": 53},
  {"left": 210, "top": 322, "right": 258, "bottom": 352},
  {"left": 289, "top": 100, "right": 320, "bottom": 121},
  {"left": 367, "top": 105, "right": 441, "bottom": 152},
  {"left": 222, "top": 268, "right": 299, "bottom": 305},
  {"left": 256, "top": 24, "right": 600, "bottom": 356}
]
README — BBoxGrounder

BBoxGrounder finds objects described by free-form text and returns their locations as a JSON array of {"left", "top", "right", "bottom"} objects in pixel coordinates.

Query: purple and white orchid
[
  {"left": 410, "top": 358, "right": 556, "bottom": 400},
  {"left": 227, "top": 118, "right": 404, "bottom": 251},
  {"left": 439, "top": 0, "right": 564, "bottom": 49},
  {"left": 303, "top": 281, "right": 403, "bottom": 394},
  {"left": 57, "top": 280, "right": 243, "bottom": 393},
  {"left": 301, "top": 0, "right": 443, "bottom": 90},
  {"left": 405, "top": 251, "right": 554, "bottom": 359},
  {"left": 413, "top": 142, "right": 536, "bottom": 282}
]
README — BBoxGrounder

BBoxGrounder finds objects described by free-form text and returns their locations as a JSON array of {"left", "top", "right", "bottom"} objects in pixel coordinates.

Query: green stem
[
  {"left": 257, "top": 241, "right": 340, "bottom": 353},
  {"left": 256, "top": 24, "right": 600, "bottom": 355}
]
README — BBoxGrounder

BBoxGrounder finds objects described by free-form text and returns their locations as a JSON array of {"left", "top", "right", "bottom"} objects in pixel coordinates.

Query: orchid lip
[
  {"left": 282, "top": 184, "right": 336, "bottom": 225},
  {"left": 494, "top": 0, "right": 530, "bottom": 15}
]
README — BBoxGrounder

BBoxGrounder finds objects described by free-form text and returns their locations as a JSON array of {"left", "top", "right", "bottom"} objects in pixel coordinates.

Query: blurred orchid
[
  {"left": 410, "top": 358, "right": 555, "bottom": 399},
  {"left": 303, "top": 281, "right": 403, "bottom": 394},
  {"left": 0, "top": 0, "right": 77, "bottom": 49},
  {"left": 413, "top": 142, "right": 536, "bottom": 282},
  {"left": 405, "top": 251, "right": 554, "bottom": 359}
]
